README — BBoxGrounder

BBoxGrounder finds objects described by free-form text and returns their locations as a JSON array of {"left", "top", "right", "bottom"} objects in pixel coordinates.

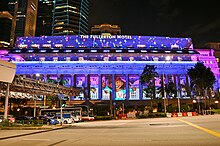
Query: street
[{"left": 1, "top": 115, "right": 220, "bottom": 146}]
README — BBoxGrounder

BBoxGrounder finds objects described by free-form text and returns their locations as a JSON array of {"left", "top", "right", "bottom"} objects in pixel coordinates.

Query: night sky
[{"left": 89, "top": 0, "right": 220, "bottom": 48}]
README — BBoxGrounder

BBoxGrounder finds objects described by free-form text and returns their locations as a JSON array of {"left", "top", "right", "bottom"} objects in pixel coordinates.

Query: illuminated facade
[
  {"left": 8, "top": 35, "right": 220, "bottom": 102},
  {"left": 52, "top": 0, "right": 89, "bottom": 35}
]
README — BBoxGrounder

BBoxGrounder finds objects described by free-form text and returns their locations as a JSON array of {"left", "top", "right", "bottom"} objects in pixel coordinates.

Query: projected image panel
[
  {"left": 75, "top": 75, "right": 85, "bottom": 100},
  {"left": 155, "top": 77, "right": 162, "bottom": 99},
  {"left": 90, "top": 75, "right": 99, "bottom": 100},
  {"left": 142, "top": 77, "right": 161, "bottom": 100},
  {"left": 129, "top": 75, "right": 139, "bottom": 100},
  {"left": 102, "top": 75, "right": 112, "bottom": 100},
  {"left": 115, "top": 75, "right": 126, "bottom": 100},
  {"left": 179, "top": 75, "right": 189, "bottom": 99}
]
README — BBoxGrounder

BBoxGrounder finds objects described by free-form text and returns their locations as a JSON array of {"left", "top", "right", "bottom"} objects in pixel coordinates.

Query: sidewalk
[{"left": 0, "top": 125, "right": 70, "bottom": 140}]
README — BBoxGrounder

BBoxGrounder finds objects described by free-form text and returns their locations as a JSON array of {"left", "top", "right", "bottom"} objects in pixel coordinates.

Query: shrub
[
  {"left": 0, "top": 120, "right": 10, "bottom": 127},
  {"left": 94, "top": 116, "right": 114, "bottom": 120},
  {"left": 137, "top": 112, "right": 166, "bottom": 119}
]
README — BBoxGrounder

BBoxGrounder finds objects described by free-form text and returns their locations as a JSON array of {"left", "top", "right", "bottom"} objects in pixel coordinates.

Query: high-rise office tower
[
  {"left": 15, "top": 0, "right": 38, "bottom": 39},
  {"left": 0, "top": 11, "right": 13, "bottom": 47},
  {"left": 36, "top": 0, "right": 54, "bottom": 36},
  {"left": 52, "top": 0, "right": 89, "bottom": 36},
  {"left": 0, "top": 0, "right": 17, "bottom": 47}
]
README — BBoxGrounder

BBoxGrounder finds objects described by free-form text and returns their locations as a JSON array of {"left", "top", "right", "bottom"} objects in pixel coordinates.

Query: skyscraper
[
  {"left": 0, "top": 0, "right": 17, "bottom": 47},
  {"left": 52, "top": 0, "right": 89, "bottom": 36},
  {"left": 36, "top": 0, "right": 54, "bottom": 36},
  {"left": 0, "top": 11, "right": 13, "bottom": 47},
  {"left": 15, "top": 0, "right": 38, "bottom": 39}
]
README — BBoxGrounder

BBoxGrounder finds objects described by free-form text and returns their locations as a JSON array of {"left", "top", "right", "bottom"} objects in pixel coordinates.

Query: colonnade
[{"left": 24, "top": 73, "right": 191, "bottom": 100}]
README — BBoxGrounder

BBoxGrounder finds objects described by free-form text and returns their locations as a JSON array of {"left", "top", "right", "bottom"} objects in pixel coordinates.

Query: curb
[{"left": 0, "top": 125, "right": 71, "bottom": 140}]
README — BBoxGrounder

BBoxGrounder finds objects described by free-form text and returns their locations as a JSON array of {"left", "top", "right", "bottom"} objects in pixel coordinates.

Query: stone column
[
  {"left": 139, "top": 74, "right": 143, "bottom": 100},
  {"left": 71, "top": 74, "right": 74, "bottom": 87},
  {"left": 86, "top": 74, "right": 90, "bottom": 100},
  {"left": 165, "top": 74, "right": 169, "bottom": 84},
  {"left": 74, "top": 75, "right": 77, "bottom": 87},
  {"left": 110, "top": 74, "right": 115, "bottom": 116},
  {"left": 112, "top": 74, "right": 115, "bottom": 100},
  {"left": 126, "top": 74, "right": 129, "bottom": 100},
  {"left": 98, "top": 74, "right": 102, "bottom": 100},
  {"left": 173, "top": 74, "right": 177, "bottom": 90},
  {"left": 177, "top": 75, "right": 182, "bottom": 97},
  {"left": 185, "top": 74, "right": 191, "bottom": 96}
]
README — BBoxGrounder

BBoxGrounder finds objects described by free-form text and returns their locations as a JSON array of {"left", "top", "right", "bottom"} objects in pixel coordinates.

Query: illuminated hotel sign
[{"left": 80, "top": 35, "right": 132, "bottom": 39}]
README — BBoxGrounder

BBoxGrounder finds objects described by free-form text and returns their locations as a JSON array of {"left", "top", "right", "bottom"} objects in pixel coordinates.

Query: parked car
[
  {"left": 0, "top": 115, "right": 15, "bottom": 123},
  {"left": 16, "top": 116, "right": 33, "bottom": 124},
  {"left": 8, "top": 115, "right": 15, "bottom": 123},
  {"left": 56, "top": 113, "right": 74, "bottom": 124},
  {"left": 33, "top": 115, "right": 59, "bottom": 125}
]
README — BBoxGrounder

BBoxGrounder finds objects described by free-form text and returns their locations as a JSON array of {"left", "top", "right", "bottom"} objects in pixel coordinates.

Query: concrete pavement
[
  {"left": 0, "top": 125, "right": 70, "bottom": 140},
  {"left": 0, "top": 115, "right": 220, "bottom": 146}
]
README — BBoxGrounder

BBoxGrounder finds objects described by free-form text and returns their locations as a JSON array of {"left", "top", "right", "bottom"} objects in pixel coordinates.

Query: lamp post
[
  {"left": 177, "top": 84, "right": 181, "bottom": 113},
  {"left": 34, "top": 73, "right": 40, "bottom": 117},
  {"left": 3, "top": 83, "right": 10, "bottom": 120},
  {"left": 163, "top": 56, "right": 171, "bottom": 113},
  {"left": 215, "top": 100, "right": 219, "bottom": 109}
]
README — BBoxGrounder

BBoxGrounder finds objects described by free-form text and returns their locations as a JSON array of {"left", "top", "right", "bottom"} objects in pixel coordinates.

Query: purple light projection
[
  {"left": 90, "top": 75, "right": 99, "bottom": 100},
  {"left": 75, "top": 75, "right": 86, "bottom": 100},
  {"left": 15, "top": 35, "right": 192, "bottom": 50},
  {"left": 115, "top": 75, "right": 126, "bottom": 100},
  {"left": 102, "top": 75, "right": 112, "bottom": 100},
  {"left": 129, "top": 75, "right": 140, "bottom": 100}
]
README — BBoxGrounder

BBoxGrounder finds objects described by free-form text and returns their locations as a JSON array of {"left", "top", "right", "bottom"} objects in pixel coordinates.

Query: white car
[{"left": 56, "top": 114, "right": 74, "bottom": 124}]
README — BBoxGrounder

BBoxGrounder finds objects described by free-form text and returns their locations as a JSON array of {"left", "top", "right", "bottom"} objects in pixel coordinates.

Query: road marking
[
  {"left": 47, "top": 139, "right": 67, "bottom": 146},
  {"left": 176, "top": 118, "right": 220, "bottom": 138},
  {"left": 23, "top": 138, "right": 51, "bottom": 141}
]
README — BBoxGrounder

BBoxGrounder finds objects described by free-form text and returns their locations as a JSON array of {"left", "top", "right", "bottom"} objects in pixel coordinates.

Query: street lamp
[
  {"left": 177, "top": 87, "right": 181, "bottom": 113},
  {"left": 163, "top": 56, "right": 171, "bottom": 113},
  {"left": 36, "top": 73, "right": 40, "bottom": 78},
  {"left": 215, "top": 100, "right": 219, "bottom": 109}
]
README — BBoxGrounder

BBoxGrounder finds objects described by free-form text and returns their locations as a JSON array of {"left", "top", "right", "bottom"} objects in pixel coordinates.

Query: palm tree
[
  {"left": 187, "top": 62, "right": 216, "bottom": 109},
  {"left": 46, "top": 75, "right": 69, "bottom": 107},
  {"left": 140, "top": 64, "right": 158, "bottom": 110}
]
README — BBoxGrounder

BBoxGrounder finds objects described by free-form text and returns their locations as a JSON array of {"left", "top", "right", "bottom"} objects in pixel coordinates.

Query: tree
[
  {"left": 46, "top": 75, "right": 69, "bottom": 108},
  {"left": 187, "top": 62, "right": 216, "bottom": 109},
  {"left": 165, "top": 81, "right": 177, "bottom": 98},
  {"left": 140, "top": 64, "right": 158, "bottom": 110}
]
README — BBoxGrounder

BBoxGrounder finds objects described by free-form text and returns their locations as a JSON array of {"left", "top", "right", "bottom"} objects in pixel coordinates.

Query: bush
[
  {"left": 212, "top": 109, "right": 220, "bottom": 114},
  {"left": 181, "top": 104, "right": 190, "bottom": 112},
  {"left": 94, "top": 116, "right": 114, "bottom": 120},
  {"left": 137, "top": 112, "right": 166, "bottom": 119},
  {"left": 0, "top": 120, "right": 10, "bottom": 127}
]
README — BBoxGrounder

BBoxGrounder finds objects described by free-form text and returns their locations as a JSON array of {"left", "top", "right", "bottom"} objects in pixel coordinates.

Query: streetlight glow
[
  {"left": 36, "top": 73, "right": 40, "bottom": 77},
  {"left": 165, "top": 56, "right": 171, "bottom": 61}
]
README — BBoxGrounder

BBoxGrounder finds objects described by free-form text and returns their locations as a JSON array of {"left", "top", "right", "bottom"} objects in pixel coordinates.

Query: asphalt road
[{"left": 1, "top": 115, "right": 220, "bottom": 146}]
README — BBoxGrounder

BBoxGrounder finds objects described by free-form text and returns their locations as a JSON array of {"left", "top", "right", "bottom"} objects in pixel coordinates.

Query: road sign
[{"left": 0, "top": 60, "right": 16, "bottom": 83}]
